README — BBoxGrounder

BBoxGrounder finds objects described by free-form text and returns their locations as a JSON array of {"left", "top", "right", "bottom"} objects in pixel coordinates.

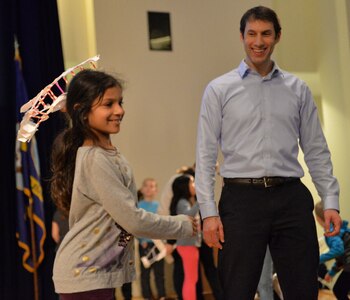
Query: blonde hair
[
  {"left": 314, "top": 201, "right": 324, "bottom": 221},
  {"left": 142, "top": 178, "right": 157, "bottom": 187}
]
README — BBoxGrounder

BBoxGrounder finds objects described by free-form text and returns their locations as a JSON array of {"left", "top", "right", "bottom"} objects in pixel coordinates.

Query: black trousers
[
  {"left": 199, "top": 242, "right": 223, "bottom": 300},
  {"left": 218, "top": 180, "right": 319, "bottom": 300},
  {"left": 139, "top": 243, "right": 166, "bottom": 298},
  {"left": 333, "top": 270, "right": 350, "bottom": 300},
  {"left": 121, "top": 282, "right": 132, "bottom": 300},
  {"left": 172, "top": 248, "right": 184, "bottom": 299}
]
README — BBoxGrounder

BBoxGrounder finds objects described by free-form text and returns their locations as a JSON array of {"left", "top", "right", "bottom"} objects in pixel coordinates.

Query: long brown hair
[{"left": 50, "top": 69, "right": 123, "bottom": 216}]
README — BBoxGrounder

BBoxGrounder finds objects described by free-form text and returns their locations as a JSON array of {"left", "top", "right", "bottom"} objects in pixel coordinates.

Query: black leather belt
[{"left": 223, "top": 177, "right": 299, "bottom": 188}]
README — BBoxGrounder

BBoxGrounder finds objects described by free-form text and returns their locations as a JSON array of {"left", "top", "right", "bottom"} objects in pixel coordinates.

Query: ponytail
[{"left": 50, "top": 127, "right": 84, "bottom": 217}]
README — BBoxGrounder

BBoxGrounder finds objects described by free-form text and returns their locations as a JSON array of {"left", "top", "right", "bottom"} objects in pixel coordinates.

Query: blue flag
[{"left": 15, "top": 58, "right": 46, "bottom": 273}]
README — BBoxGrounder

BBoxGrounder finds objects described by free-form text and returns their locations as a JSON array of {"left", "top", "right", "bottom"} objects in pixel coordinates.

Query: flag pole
[
  {"left": 15, "top": 37, "right": 45, "bottom": 300},
  {"left": 15, "top": 38, "right": 40, "bottom": 300},
  {"left": 28, "top": 197, "right": 39, "bottom": 300}
]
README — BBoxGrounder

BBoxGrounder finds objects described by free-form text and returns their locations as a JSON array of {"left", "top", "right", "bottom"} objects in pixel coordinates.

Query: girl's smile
[{"left": 87, "top": 86, "right": 124, "bottom": 146}]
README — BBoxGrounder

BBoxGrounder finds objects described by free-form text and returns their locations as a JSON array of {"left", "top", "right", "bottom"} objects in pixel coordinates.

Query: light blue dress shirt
[{"left": 195, "top": 60, "right": 339, "bottom": 219}]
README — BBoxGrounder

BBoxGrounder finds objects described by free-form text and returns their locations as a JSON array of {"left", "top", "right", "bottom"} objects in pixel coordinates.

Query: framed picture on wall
[{"left": 147, "top": 11, "right": 172, "bottom": 51}]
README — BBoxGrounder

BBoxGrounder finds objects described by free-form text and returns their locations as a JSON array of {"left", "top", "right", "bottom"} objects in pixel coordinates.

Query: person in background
[
  {"left": 170, "top": 175, "right": 201, "bottom": 300},
  {"left": 315, "top": 201, "right": 350, "bottom": 300},
  {"left": 195, "top": 6, "right": 341, "bottom": 299},
  {"left": 158, "top": 166, "right": 195, "bottom": 216},
  {"left": 160, "top": 166, "right": 195, "bottom": 300},
  {"left": 50, "top": 69, "right": 196, "bottom": 300},
  {"left": 52, "top": 209, "right": 69, "bottom": 249},
  {"left": 138, "top": 178, "right": 166, "bottom": 300},
  {"left": 161, "top": 165, "right": 223, "bottom": 300}
]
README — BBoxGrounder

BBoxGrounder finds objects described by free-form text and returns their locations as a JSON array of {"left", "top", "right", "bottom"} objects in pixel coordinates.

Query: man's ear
[
  {"left": 275, "top": 31, "right": 281, "bottom": 42},
  {"left": 240, "top": 32, "right": 244, "bottom": 42}
]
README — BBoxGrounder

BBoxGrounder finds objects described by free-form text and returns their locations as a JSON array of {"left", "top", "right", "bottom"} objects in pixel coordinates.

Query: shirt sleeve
[
  {"left": 195, "top": 84, "right": 222, "bottom": 219},
  {"left": 158, "top": 175, "right": 178, "bottom": 215},
  {"left": 83, "top": 150, "right": 193, "bottom": 240},
  {"left": 299, "top": 85, "right": 340, "bottom": 211}
]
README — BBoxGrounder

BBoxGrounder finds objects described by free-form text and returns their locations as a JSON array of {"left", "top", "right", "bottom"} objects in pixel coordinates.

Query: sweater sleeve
[{"left": 82, "top": 149, "right": 193, "bottom": 240}]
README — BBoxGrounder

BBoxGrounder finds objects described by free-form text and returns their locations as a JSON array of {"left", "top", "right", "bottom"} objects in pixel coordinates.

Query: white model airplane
[{"left": 17, "top": 55, "right": 100, "bottom": 142}]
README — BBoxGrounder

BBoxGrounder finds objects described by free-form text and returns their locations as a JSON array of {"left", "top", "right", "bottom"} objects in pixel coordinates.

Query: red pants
[{"left": 177, "top": 245, "right": 199, "bottom": 300}]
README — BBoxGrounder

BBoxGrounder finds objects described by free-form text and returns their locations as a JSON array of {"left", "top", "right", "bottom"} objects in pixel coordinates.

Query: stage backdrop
[{"left": 0, "top": 0, "right": 65, "bottom": 299}]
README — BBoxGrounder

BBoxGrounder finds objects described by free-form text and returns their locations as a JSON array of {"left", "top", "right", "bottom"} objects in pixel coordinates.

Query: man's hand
[
  {"left": 203, "top": 216, "right": 224, "bottom": 249},
  {"left": 324, "top": 209, "right": 342, "bottom": 237}
]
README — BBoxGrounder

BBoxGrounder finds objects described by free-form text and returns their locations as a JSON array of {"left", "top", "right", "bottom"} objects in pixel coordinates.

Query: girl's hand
[
  {"left": 189, "top": 216, "right": 198, "bottom": 236},
  {"left": 324, "top": 273, "right": 332, "bottom": 282}
]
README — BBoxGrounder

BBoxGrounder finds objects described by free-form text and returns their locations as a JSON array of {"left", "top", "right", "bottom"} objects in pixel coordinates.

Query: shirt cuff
[
  {"left": 322, "top": 195, "right": 340, "bottom": 212},
  {"left": 198, "top": 201, "right": 219, "bottom": 219}
]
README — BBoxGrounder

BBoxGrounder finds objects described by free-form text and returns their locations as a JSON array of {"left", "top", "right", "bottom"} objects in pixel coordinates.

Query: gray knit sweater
[{"left": 53, "top": 146, "right": 193, "bottom": 293}]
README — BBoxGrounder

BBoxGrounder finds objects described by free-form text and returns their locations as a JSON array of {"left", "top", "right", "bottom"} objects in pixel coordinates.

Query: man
[{"left": 195, "top": 6, "right": 342, "bottom": 300}]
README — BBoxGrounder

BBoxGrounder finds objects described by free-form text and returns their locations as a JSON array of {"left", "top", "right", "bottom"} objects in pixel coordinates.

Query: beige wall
[
  {"left": 92, "top": 0, "right": 273, "bottom": 196},
  {"left": 57, "top": 0, "right": 350, "bottom": 295}
]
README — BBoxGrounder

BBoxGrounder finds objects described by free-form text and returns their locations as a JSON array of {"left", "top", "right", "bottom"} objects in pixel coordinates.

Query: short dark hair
[{"left": 240, "top": 6, "right": 281, "bottom": 38}]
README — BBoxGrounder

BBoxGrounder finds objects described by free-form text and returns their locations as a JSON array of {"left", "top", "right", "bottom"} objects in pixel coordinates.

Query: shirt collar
[{"left": 238, "top": 60, "right": 283, "bottom": 79}]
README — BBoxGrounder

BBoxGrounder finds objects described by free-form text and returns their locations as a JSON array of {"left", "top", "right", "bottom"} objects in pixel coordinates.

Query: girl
[
  {"left": 50, "top": 69, "right": 195, "bottom": 300},
  {"left": 170, "top": 175, "right": 201, "bottom": 300}
]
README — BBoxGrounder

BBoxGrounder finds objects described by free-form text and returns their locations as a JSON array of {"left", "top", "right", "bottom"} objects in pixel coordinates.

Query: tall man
[{"left": 195, "top": 6, "right": 342, "bottom": 300}]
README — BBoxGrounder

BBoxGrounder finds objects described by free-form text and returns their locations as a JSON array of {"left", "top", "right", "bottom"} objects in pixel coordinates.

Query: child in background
[
  {"left": 51, "top": 209, "right": 69, "bottom": 250},
  {"left": 170, "top": 175, "right": 201, "bottom": 300},
  {"left": 50, "top": 69, "right": 196, "bottom": 300},
  {"left": 314, "top": 201, "right": 350, "bottom": 299},
  {"left": 138, "top": 178, "right": 166, "bottom": 300}
]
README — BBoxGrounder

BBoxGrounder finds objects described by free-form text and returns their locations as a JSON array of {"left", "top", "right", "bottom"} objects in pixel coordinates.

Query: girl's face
[
  {"left": 87, "top": 86, "right": 124, "bottom": 145},
  {"left": 188, "top": 176, "right": 196, "bottom": 197}
]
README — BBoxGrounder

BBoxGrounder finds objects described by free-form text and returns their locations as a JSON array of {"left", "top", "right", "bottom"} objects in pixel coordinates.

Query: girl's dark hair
[
  {"left": 240, "top": 6, "right": 281, "bottom": 38},
  {"left": 50, "top": 69, "right": 123, "bottom": 216},
  {"left": 170, "top": 175, "right": 192, "bottom": 216}
]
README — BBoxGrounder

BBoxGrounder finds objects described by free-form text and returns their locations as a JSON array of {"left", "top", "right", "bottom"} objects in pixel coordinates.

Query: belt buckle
[{"left": 263, "top": 177, "right": 273, "bottom": 188}]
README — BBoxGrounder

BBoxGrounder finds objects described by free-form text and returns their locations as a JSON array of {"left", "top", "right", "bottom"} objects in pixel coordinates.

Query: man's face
[{"left": 240, "top": 19, "right": 280, "bottom": 74}]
